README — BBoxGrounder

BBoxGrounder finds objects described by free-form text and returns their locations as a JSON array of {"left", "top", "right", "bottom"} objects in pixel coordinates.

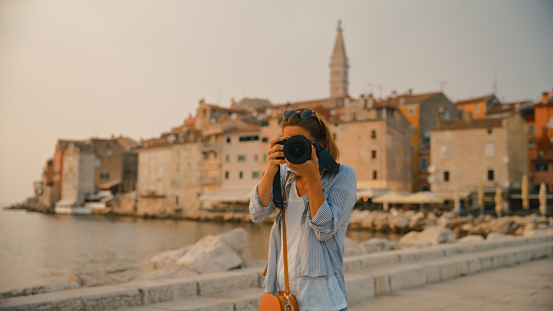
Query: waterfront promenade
[
  {"left": 350, "top": 256, "right": 553, "bottom": 311},
  {"left": 2, "top": 233, "right": 552, "bottom": 311}
]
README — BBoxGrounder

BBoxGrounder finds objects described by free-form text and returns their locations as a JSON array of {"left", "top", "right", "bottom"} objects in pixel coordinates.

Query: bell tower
[{"left": 329, "top": 20, "right": 349, "bottom": 99}]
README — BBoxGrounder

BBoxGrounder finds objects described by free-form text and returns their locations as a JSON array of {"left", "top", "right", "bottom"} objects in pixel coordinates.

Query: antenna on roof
[
  {"left": 437, "top": 80, "right": 447, "bottom": 92},
  {"left": 492, "top": 70, "right": 497, "bottom": 94}
]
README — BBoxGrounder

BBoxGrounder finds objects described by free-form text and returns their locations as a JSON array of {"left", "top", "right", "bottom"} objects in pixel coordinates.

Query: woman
[{"left": 249, "top": 108, "right": 357, "bottom": 311}]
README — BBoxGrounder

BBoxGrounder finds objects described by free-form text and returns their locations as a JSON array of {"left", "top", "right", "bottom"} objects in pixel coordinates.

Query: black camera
[
  {"left": 276, "top": 135, "right": 340, "bottom": 173},
  {"left": 276, "top": 135, "right": 314, "bottom": 164}
]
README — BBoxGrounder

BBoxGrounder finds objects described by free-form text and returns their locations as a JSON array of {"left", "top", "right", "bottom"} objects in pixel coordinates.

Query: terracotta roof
[
  {"left": 434, "top": 117, "right": 503, "bottom": 131},
  {"left": 225, "top": 126, "right": 261, "bottom": 135},
  {"left": 455, "top": 93, "right": 495, "bottom": 106},
  {"left": 534, "top": 148, "right": 553, "bottom": 161},
  {"left": 204, "top": 103, "right": 249, "bottom": 113},
  {"left": 399, "top": 91, "right": 442, "bottom": 105},
  {"left": 273, "top": 97, "right": 332, "bottom": 110},
  {"left": 487, "top": 100, "right": 531, "bottom": 115}
]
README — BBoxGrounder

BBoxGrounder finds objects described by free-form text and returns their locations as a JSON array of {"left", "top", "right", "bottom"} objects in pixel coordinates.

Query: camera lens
[{"left": 283, "top": 135, "right": 312, "bottom": 164}]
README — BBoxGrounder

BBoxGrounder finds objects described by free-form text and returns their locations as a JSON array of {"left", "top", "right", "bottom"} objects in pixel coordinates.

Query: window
[
  {"left": 371, "top": 130, "right": 376, "bottom": 139},
  {"left": 107, "top": 150, "right": 112, "bottom": 157},
  {"left": 487, "top": 170, "right": 494, "bottom": 181},
  {"left": 95, "top": 159, "right": 101, "bottom": 168},
  {"left": 238, "top": 155, "right": 246, "bottom": 162},
  {"left": 254, "top": 154, "right": 258, "bottom": 161},
  {"left": 444, "top": 111, "right": 450, "bottom": 120},
  {"left": 261, "top": 120, "right": 269, "bottom": 127},
  {"left": 175, "top": 175, "right": 180, "bottom": 183},
  {"left": 536, "top": 163, "right": 548, "bottom": 171},
  {"left": 239, "top": 135, "right": 259, "bottom": 142},
  {"left": 487, "top": 128, "right": 493, "bottom": 135},
  {"left": 441, "top": 146, "right": 451, "bottom": 159},
  {"left": 226, "top": 137, "right": 231, "bottom": 143},
  {"left": 252, "top": 171, "right": 259, "bottom": 178},
  {"left": 444, "top": 171, "right": 450, "bottom": 182},
  {"left": 420, "top": 158, "right": 428, "bottom": 170},
  {"left": 371, "top": 150, "right": 377, "bottom": 159},
  {"left": 485, "top": 144, "right": 495, "bottom": 157},
  {"left": 239, "top": 171, "right": 243, "bottom": 179},
  {"left": 408, "top": 107, "right": 414, "bottom": 116},
  {"left": 175, "top": 196, "right": 179, "bottom": 205},
  {"left": 203, "top": 153, "right": 208, "bottom": 160},
  {"left": 263, "top": 154, "right": 267, "bottom": 162},
  {"left": 99, "top": 150, "right": 103, "bottom": 157},
  {"left": 100, "top": 173, "right": 110, "bottom": 180},
  {"left": 262, "top": 137, "right": 268, "bottom": 143},
  {"left": 225, "top": 171, "right": 229, "bottom": 179},
  {"left": 225, "top": 155, "right": 229, "bottom": 162},
  {"left": 372, "top": 170, "right": 377, "bottom": 180},
  {"left": 528, "top": 124, "right": 535, "bottom": 135}
]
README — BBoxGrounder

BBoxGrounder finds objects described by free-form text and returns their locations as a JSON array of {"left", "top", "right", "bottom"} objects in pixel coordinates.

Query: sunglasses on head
[
  {"left": 282, "top": 109, "right": 324, "bottom": 136},
  {"left": 283, "top": 109, "right": 317, "bottom": 121}
]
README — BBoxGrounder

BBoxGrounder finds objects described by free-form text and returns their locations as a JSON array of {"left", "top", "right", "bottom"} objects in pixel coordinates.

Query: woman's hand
[
  {"left": 266, "top": 137, "right": 286, "bottom": 174},
  {"left": 286, "top": 145, "right": 320, "bottom": 183}
]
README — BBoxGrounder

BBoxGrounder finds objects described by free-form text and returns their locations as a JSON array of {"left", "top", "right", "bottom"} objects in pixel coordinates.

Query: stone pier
[{"left": 1, "top": 234, "right": 552, "bottom": 311}]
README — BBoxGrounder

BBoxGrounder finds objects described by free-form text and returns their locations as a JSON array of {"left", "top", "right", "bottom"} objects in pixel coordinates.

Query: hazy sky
[{"left": 1, "top": 0, "right": 552, "bottom": 206}]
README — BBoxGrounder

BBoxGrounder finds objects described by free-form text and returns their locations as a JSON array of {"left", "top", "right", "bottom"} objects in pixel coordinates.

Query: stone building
[
  {"left": 55, "top": 142, "right": 96, "bottom": 210},
  {"left": 200, "top": 126, "right": 262, "bottom": 211},
  {"left": 455, "top": 94, "right": 500, "bottom": 120},
  {"left": 520, "top": 90, "right": 553, "bottom": 190},
  {"left": 137, "top": 128, "right": 202, "bottom": 217},
  {"left": 38, "top": 158, "right": 56, "bottom": 210},
  {"left": 337, "top": 98, "right": 413, "bottom": 192},
  {"left": 430, "top": 113, "right": 528, "bottom": 210}
]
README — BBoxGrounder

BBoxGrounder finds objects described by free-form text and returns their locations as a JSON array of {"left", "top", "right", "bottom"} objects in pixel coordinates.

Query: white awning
[
  {"left": 357, "top": 188, "right": 389, "bottom": 199},
  {"left": 199, "top": 187, "right": 253, "bottom": 202},
  {"left": 55, "top": 199, "right": 76, "bottom": 207}
]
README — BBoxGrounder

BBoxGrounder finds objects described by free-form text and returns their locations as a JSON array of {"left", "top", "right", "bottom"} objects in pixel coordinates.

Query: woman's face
[{"left": 283, "top": 126, "right": 314, "bottom": 141}]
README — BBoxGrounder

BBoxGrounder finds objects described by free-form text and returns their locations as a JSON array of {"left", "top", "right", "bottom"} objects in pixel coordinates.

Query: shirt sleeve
[
  {"left": 308, "top": 165, "right": 357, "bottom": 241},
  {"left": 249, "top": 184, "right": 277, "bottom": 223}
]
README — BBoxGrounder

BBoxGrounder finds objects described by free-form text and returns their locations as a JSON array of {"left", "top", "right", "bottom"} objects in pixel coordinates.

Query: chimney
[
  {"left": 391, "top": 90, "right": 398, "bottom": 98},
  {"left": 359, "top": 94, "right": 366, "bottom": 108},
  {"left": 231, "top": 98, "right": 236, "bottom": 107},
  {"left": 408, "top": 88, "right": 413, "bottom": 96},
  {"left": 367, "top": 93, "right": 374, "bottom": 109},
  {"left": 399, "top": 96, "right": 405, "bottom": 106},
  {"left": 542, "top": 92, "right": 549, "bottom": 104},
  {"left": 111, "top": 134, "right": 115, "bottom": 139}
]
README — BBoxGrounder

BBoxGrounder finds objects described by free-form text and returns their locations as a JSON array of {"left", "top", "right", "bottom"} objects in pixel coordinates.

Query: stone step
[
  {"left": 2, "top": 235, "right": 552, "bottom": 311},
  {"left": 343, "top": 234, "right": 553, "bottom": 274},
  {"left": 117, "top": 287, "right": 263, "bottom": 311},
  {"left": 115, "top": 241, "right": 553, "bottom": 311}
]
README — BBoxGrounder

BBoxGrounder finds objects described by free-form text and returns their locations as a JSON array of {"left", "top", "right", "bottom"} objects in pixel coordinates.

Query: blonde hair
[{"left": 280, "top": 109, "right": 340, "bottom": 161}]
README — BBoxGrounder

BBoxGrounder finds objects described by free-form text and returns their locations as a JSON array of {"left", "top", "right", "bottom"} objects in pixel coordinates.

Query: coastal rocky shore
[{"left": 3, "top": 216, "right": 553, "bottom": 301}]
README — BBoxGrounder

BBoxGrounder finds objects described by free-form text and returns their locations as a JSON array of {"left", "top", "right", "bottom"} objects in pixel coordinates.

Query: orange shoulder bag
[{"left": 260, "top": 169, "right": 298, "bottom": 311}]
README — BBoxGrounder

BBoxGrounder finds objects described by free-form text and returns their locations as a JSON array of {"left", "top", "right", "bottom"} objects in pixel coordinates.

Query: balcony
[{"left": 200, "top": 177, "right": 220, "bottom": 185}]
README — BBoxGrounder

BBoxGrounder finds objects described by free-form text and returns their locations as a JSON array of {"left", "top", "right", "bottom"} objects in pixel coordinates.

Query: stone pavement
[{"left": 349, "top": 257, "right": 553, "bottom": 311}]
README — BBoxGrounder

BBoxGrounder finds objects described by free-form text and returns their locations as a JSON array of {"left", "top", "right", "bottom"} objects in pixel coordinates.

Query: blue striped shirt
[{"left": 249, "top": 163, "right": 357, "bottom": 304}]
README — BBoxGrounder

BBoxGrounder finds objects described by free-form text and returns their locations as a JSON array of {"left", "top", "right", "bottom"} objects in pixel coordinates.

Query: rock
[
  {"left": 388, "top": 213, "right": 409, "bottom": 232},
  {"left": 493, "top": 217, "right": 514, "bottom": 234},
  {"left": 134, "top": 266, "right": 198, "bottom": 282},
  {"left": 360, "top": 212, "right": 375, "bottom": 230},
  {"left": 360, "top": 238, "right": 401, "bottom": 253},
  {"left": 399, "top": 225, "right": 456, "bottom": 248},
  {"left": 426, "top": 213, "right": 438, "bottom": 226},
  {"left": 349, "top": 210, "right": 368, "bottom": 225},
  {"left": 437, "top": 215, "right": 451, "bottom": 227},
  {"left": 68, "top": 270, "right": 122, "bottom": 287},
  {"left": 343, "top": 236, "right": 364, "bottom": 256},
  {"left": 408, "top": 212, "right": 426, "bottom": 231},
  {"left": 176, "top": 234, "right": 244, "bottom": 273},
  {"left": 221, "top": 227, "right": 247, "bottom": 258},
  {"left": 523, "top": 224, "right": 548, "bottom": 237},
  {"left": 457, "top": 235, "right": 484, "bottom": 243},
  {"left": 486, "top": 233, "right": 517, "bottom": 241},
  {"left": 142, "top": 245, "right": 192, "bottom": 275},
  {"left": 373, "top": 212, "right": 389, "bottom": 232}
]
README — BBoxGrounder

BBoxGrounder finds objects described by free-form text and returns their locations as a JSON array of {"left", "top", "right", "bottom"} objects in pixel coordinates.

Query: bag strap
[{"left": 281, "top": 171, "right": 292, "bottom": 296}]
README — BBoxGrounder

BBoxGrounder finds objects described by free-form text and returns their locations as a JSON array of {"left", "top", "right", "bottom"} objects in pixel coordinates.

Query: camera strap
[{"left": 313, "top": 141, "right": 340, "bottom": 173}]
